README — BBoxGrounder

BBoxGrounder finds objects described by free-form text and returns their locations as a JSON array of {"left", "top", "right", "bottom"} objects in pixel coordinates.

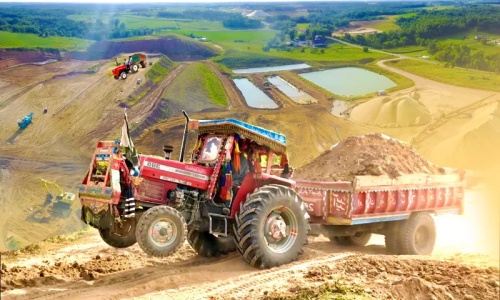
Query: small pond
[
  {"left": 299, "top": 67, "right": 397, "bottom": 96},
  {"left": 233, "top": 63, "right": 310, "bottom": 74},
  {"left": 267, "top": 76, "right": 317, "bottom": 104},
  {"left": 233, "top": 78, "right": 278, "bottom": 109}
]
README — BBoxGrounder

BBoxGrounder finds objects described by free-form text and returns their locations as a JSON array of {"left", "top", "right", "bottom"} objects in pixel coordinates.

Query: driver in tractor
[{"left": 232, "top": 138, "right": 251, "bottom": 194}]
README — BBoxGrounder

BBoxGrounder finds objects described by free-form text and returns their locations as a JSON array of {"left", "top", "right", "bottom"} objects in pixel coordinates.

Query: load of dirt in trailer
[{"left": 293, "top": 133, "right": 445, "bottom": 181}]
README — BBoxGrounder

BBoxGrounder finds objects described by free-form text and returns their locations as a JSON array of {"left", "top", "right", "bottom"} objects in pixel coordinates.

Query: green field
[
  {"left": 0, "top": 31, "right": 92, "bottom": 50},
  {"left": 121, "top": 15, "right": 226, "bottom": 31},
  {"left": 385, "top": 45, "right": 428, "bottom": 57},
  {"left": 387, "top": 59, "right": 500, "bottom": 92},
  {"left": 261, "top": 43, "right": 391, "bottom": 62},
  {"left": 436, "top": 32, "right": 500, "bottom": 56},
  {"left": 357, "top": 15, "right": 401, "bottom": 32},
  {"left": 69, "top": 13, "right": 226, "bottom": 31}
]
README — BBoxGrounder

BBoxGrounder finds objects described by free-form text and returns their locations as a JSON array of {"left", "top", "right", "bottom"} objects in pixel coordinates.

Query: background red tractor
[
  {"left": 112, "top": 53, "right": 147, "bottom": 80},
  {"left": 79, "top": 111, "right": 310, "bottom": 269}
]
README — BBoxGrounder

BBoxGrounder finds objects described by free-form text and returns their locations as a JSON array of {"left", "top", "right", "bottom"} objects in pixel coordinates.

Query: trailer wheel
[
  {"left": 120, "top": 72, "right": 127, "bottom": 80},
  {"left": 135, "top": 206, "right": 186, "bottom": 257},
  {"left": 140, "top": 61, "right": 146, "bottom": 68},
  {"left": 384, "top": 221, "right": 401, "bottom": 254},
  {"left": 330, "top": 232, "right": 371, "bottom": 247},
  {"left": 187, "top": 229, "right": 236, "bottom": 257},
  {"left": 398, "top": 213, "right": 436, "bottom": 255},
  {"left": 233, "top": 184, "right": 310, "bottom": 268},
  {"left": 99, "top": 218, "right": 136, "bottom": 248},
  {"left": 131, "top": 64, "right": 139, "bottom": 73}
]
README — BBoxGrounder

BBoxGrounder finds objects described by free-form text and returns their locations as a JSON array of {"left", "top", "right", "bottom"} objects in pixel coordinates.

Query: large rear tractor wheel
[
  {"left": 233, "top": 184, "right": 310, "bottom": 268},
  {"left": 187, "top": 229, "right": 236, "bottom": 258},
  {"left": 136, "top": 206, "right": 187, "bottom": 257},
  {"left": 131, "top": 64, "right": 139, "bottom": 73},
  {"left": 120, "top": 72, "right": 127, "bottom": 80},
  {"left": 398, "top": 213, "right": 436, "bottom": 255},
  {"left": 99, "top": 218, "right": 136, "bottom": 248}
]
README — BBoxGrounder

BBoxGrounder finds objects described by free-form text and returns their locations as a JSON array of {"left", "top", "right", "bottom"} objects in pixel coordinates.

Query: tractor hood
[{"left": 139, "top": 155, "right": 213, "bottom": 189}]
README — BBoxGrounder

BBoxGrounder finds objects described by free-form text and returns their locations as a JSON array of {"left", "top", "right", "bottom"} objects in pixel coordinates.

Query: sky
[{"left": 1, "top": 0, "right": 331, "bottom": 2}]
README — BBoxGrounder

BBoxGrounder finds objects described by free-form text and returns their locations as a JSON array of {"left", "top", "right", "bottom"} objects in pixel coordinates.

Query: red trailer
[{"left": 295, "top": 172, "right": 465, "bottom": 255}]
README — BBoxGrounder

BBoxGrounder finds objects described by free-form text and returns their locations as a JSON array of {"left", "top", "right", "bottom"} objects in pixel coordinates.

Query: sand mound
[
  {"left": 293, "top": 133, "right": 444, "bottom": 181},
  {"left": 350, "top": 96, "right": 431, "bottom": 127},
  {"left": 426, "top": 101, "right": 500, "bottom": 171}
]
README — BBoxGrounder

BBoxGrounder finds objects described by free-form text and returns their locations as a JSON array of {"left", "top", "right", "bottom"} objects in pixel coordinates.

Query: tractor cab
[{"left": 185, "top": 118, "right": 295, "bottom": 219}]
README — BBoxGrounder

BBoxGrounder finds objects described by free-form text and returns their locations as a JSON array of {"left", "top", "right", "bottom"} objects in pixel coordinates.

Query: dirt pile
[
  {"left": 293, "top": 133, "right": 445, "bottom": 181},
  {"left": 286, "top": 255, "right": 500, "bottom": 300},
  {"left": 350, "top": 95, "right": 431, "bottom": 127},
  {"left": 426, "top": 101, "right": 500, "bottom": 170}
]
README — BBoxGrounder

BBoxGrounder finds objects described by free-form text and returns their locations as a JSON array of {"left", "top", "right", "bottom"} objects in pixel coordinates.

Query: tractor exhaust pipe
[{"left": 179, "top": 110, "right": 190, "bottom": 162}]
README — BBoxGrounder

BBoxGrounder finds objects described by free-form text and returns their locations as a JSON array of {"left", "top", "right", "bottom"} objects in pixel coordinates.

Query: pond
[
  {"left": 299, "top": 67, "right": 397, "bottom": 96},
  {"left": 233, "top": 78, "right": 278, "bottom": 109},
  {"left": 267, "top": 76, "right": 317, "bottom": 104},
  {"left": 233, "top": 63, "right": 310, "bottom": 74}
]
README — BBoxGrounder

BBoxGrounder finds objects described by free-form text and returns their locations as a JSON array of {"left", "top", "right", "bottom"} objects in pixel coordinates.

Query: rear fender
[{"left": 230, "top": 173, "right": 295, "bottom": 219}]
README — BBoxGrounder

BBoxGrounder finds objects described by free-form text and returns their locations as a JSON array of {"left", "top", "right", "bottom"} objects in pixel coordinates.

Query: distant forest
[
  {"left": 0, "top": 5, "right": 263, "bottom": 40},
  {"left": 340, "top": 6, "right": 500, "bottom": 72}
]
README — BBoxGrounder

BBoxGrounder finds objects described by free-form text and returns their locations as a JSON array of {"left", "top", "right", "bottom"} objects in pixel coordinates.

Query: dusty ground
[
  {"left": 0, "top": 43, "right": 499, "bottom": 299},
  {"left": 1, "top": 191, "right": 499, "bottom": 300}
]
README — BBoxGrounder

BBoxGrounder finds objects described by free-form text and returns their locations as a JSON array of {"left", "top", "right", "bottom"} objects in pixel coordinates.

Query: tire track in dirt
[{"left": 132, "top": 253, "right": 353, "bottom": 300}]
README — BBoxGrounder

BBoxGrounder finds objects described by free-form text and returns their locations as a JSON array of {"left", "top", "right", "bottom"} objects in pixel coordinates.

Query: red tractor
[
  {"left": 79, "top": 111, "right": 310, "bottom": 268},
  {"left": 111, "top": 53, "right": 147, "bottom": 80}
]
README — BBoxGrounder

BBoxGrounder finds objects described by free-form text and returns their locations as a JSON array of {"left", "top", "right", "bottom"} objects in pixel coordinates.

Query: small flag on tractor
[{"left": 120, "top": 109, "right": 139, "bottom": 174}]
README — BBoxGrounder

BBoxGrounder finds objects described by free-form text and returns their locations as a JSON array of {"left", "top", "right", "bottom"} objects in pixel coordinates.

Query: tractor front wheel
[
  {"left": 99, "top": 218, "right": 136, "bottom": 248},
  {"left": 233, "top": 184, "right": 310, "bottom": 268},
  {"left": 136, "top": 206, "right": 187, "bottom": 257},
  {"left": 120, "top": 72, "right": 127, "bottom": 80},
  {"left": 187, "top": 229, "right": 236, "bottom": 258}
]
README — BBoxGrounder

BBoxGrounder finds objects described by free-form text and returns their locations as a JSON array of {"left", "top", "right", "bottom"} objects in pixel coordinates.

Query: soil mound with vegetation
[
  {"left": 350, "top": 96, "right": 431, "bottom": 127},
  {"left": 293, "top": 133, "right": 444, "bottom": 181},
  {"left": 66, "top": 36, "right": 220, "bottom": 61}
]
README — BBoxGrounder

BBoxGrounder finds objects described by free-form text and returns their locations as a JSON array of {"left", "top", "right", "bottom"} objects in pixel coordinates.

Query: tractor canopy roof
[{"left": 192, "top": 118, "right": 287, "bottom": 154}]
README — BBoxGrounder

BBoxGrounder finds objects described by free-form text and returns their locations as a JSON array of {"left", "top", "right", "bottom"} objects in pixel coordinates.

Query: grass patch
[
  {"left": 387, "top": 59, "right": 500, "bottom": 92},
  {"left": 216, "top": 50, "right": 300, "bottom": 69},
  {"left": 198, "top": 63, "right": 228, "bottom": 106},
  {"left": 0, "top": 31, "right": 92, "bottom": 50},
  {"left": 161, "top": 62, "right": 227, "bottom": 109},
  {"left": 145, "top": 55, "right": 176, "bottom": 84},
  {"left": 262, "top": 281, "right": 369, "bottom": 300}
]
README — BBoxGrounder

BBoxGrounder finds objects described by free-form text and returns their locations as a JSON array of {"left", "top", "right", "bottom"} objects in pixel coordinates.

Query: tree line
[{"left": 340, "top": 5, "right": 500, "bottom": 72}]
